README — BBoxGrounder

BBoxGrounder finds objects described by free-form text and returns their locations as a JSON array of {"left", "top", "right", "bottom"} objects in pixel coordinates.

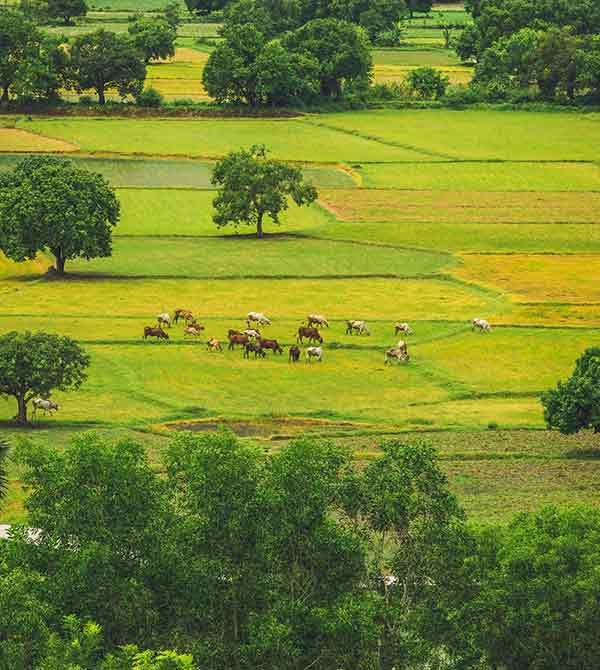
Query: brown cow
[
  {"left": 288, "top": 345, "right": 301, "bottom": 362},
  {"left": 144, "top": 326, "right": 169, "bottom": 341},
  {"left": 228, "top": 333, "right": 249, "bottom": 350},
  {"left": 297, "top": 327, "right": 323, "bottom": 344},
  {"left": 174, "top": 308, "right": 194, "bottom": 324},
  {"left": 184, "top": 324, "right": 205, "bottom": 337},
  {"left": 258, "top": 338, "right": 283, "bottom": 354}
]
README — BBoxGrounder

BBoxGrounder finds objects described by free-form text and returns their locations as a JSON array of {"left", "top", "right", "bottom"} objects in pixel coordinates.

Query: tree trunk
[
  {"left": 54, "top": 248, "right": 66, "bottom": 275},
  {"left": 98, "top": 86, "right": 106, "bottom": 105},
  {"left": 16, "top": 394, "right": 28, "bottom": 425},
  {"left": 256, "top": 213, "right": 264, "bottom": 239},
  {"left": 0, "top": 86, "right": 8, "bottom": 105}
]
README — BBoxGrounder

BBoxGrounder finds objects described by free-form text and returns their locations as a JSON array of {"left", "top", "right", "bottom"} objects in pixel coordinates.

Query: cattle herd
[{"left": 142, "top": 310, "right": 494, "bottom": 366}]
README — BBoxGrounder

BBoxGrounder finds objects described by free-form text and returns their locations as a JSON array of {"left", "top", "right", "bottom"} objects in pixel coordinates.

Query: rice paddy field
[{"left": 2, "top": 40, "right": 600, "bottom": 523}]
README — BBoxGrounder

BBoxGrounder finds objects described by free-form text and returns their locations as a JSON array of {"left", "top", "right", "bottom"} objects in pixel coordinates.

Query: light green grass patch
[
  {"left": 416, "top": 327, "right": 598, "bottom": 394},
  {"left": 317, "top": 110, "right": 600, "bottom": 161},
  {"left": 311, "top": 221, "right": 600, "bottom": 254},
  {"left": 17, "top": 117, "right": 424, "bottom": 162},
  {"left": 357, "top": 161, "right": 600, "bottom": 190},
  {"left": 372, "top": 48, "right": 464, "bottom": 67},
  {"left": 115, "top": 190, "right": 333, "bottom": 236},
  {"left": 66, "top": 235, "right": 453, "bottom": 278}
]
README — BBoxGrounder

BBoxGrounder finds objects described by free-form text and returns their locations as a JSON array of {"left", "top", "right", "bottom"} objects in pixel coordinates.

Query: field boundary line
[{"left": 302, "top": 117, "right": 460, "bottom": 160}]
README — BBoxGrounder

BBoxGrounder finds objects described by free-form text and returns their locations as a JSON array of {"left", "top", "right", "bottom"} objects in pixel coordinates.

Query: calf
[
  {"left": 207, "top": 338, "right": 222, "bottom": 352},
  {"left": 184, "top": 324, "right": 205, "bottom": 337},
  {"left": 394, "top": 322, "right": 412, "bottom": 336}
]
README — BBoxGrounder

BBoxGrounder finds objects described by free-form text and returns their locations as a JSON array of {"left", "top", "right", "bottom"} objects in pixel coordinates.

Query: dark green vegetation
[
  {"left": 0, "top": 331, "right": 89, "bottom": 424},
  {"left": 542, "top": 348, "right": 600, "bottom": 435},
  {"left": 2, "top": 431, "right": 599, "bottom": 669},
  {"left": 0, "top": 155, "right": 120, "bottom": 275},
  {"left": 458, "top": 0, "right": 600, "bottom": 102},
  {"left": 212, "top": 145, "right": 317, "bottom": 237}
]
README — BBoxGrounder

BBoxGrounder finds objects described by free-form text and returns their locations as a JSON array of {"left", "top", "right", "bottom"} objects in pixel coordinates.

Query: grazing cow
[
  {"left": 472, "top": 318, "right": 492, "bottom": 333},
  {"left": 306, "top": 346, "right": 323, "bottom": 363},
  {"left": 346, "top": 320, "right": 371, "bottom": 336},
  {"left": 184, "top": 323, "right": 204, "bottom": 337},
  {"left": 247, "top": 311, "right": 271, "bottom": 327},
  {"left": 207, "top": 338, "right": 222, "bottom": 352},
  {"left": 394, "top": 322, "right": 412, "bottom": 336},
  {"left": 174, "top": 308, "right": 194, "bottom": 324},
  {"left": 244, "top": 341, "right": 265, "bottom": 359},
  {"left": 307, "top": 314, "right": 329, "bottom": 329},
  {"left": 144, "top": 326, "right": 169, "bottom": 340},
  {"left": 385, "top": 347, "right": 410, "bottom": 365},
  {"left": 243, "top": 329, "right": 261, "bottom": 339},
  {"left": 228, "top": 333, "right": 249, "bottom": 350},
  {"left": 157, "top": 312, "right": 171, "bottom": 328},
  {"left": 32, "top": 397, "right": 59, "bottom": 418},
  {"left": 288, "top": 345, "right": 301, "bottom": 363},
  {"left": 258, "top": 338, "right": 283, "bottom": 354},
  {"left": 297, "top": 326, "right": 323, "bottom": 345}
]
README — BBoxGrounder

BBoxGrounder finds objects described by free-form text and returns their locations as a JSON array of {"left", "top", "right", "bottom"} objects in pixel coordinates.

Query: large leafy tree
[
  {"left": 0, "top": 10, "right": 39, "bottom": 104},
  {"left": 542, "top": 347, "right": 600, "bottom": 434},
  {"left": 457, "top": 506, "right": 600, "bottom": 670},
  {"left": 69, "top": 29, "right": 146, "bottom": 104},
  {"left": 128, "top": 17, "right": 177, "bottom": 63},
  {"left": 12, "top": 35, "right": 69, "bottom": 104},
  {"left": 211, "top": 145, "right": 317, "bottom": 238},
  {"left": 0, "top": 331, "right": 89, "bottom": 424},
  {"left": 47, "top": 0, "right": 87, "bottom": 25},
  {"left": 0, "top": 155, "right": 120, "bottom": 275},
  {"left": 283, "top": 18, "right": 372, "bottom": 97}
]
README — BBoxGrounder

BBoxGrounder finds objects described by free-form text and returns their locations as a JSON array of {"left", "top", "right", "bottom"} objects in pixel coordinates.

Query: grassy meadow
[{"left": 2, "top": 79, "right": 600, "bottom": 522}]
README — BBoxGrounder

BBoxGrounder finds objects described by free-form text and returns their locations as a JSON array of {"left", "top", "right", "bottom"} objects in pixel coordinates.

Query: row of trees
[
  {"left": 0, "top": 10, "right": 176, "bottom": 105},
  {"left": 457, "top": 0, "right": 600, "bottom": 101},
  {"left": 1, "top": 431, "right": 599, "bottom": 669}
]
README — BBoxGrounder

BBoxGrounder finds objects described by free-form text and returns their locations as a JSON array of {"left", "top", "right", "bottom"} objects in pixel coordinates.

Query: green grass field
[{"left": 2, "top": 102, "right": 600, "bottom": 525}]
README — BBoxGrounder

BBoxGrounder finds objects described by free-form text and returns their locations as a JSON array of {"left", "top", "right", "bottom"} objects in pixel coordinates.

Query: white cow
[
  {"left": 32, "top": 398, "right": 59, "bottom": 417},
  {"left": 247, "top": 311, "right": 271, "bottom": 327},
  {"left": 243, "top": 329, "right": 261, "bottom": 339},
  {"left": 346, "top": 320, "right": 371, "bottom": 336},
  {"left": 307, "top": 314, "right": 329, "bottom": 328},
  {"left": 394, "top": 322, "right": 412, "bottom": 336},
  {"left": 157, "top": 312, "right": 171, "bottom": 328},
  {"left": 472, "top": 318, "right": 492, "bottom": 333},
  {"left": 306, "top": 346, "right": 323, "bottom": 363}
]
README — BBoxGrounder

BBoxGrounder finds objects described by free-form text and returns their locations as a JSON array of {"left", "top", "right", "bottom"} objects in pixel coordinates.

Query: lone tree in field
[
  {"left": 0, "top": 331, "right": 89, "bottom": 425},
  {"left": 69, "top": 29, "right": 146, "bottom": 105},
  {"left": 0, "top": 156, "right": 120, "bottom": 276},
  {"left": 541, "top": 347, "right": 600, "bottom": 434},
  {"left": 47, "top": 0, "right": 88, "bottom": 25},
  {"left": 211, "top": 145, "right": 318, "bottom": 238}
]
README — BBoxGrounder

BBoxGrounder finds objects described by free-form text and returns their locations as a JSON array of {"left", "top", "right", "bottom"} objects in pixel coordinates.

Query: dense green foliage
[
  {"left": 46, "top": 0, "right": 88, "bottom": 24},
  {"left": 407, "top": 65, "right": 449, "bottom": 98},
  {"left": 0, "top": 156, "right": 120, "bottom": 275},
  {"left": 0, "top": 11, "right": 68, "bottom": 105},
  {"left": 211, "top": 145, "right": 317, "bottom": 237},
  {"left": 0, "top": 331, "right": 89, "bottom": 424},
  {"left": 542, "top": 347, "right": 600, "bottom": 434},
  {"left": 459, "top": 0, "right": 600, "bottom": 102},
  {"left": 69, "top": 30, "right": 147, "bottom": 105},
  {"left": 1, "top": 431, "right": 599, "bottom": 668},
  {"left": 0, "top": 440, "right": 8, "bottom": 506},
  {"left": 128, "top": 17, "right": 177, "bottom": 63},
  {"left": 203, "top": 15, "right": 372, "bottom": 104}
]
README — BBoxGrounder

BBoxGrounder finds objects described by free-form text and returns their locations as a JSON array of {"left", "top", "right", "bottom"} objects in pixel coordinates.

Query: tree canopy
[
  {"left": 69, "top": 29, "right": 146, "bottom": 104},
  {"left": 211, "top": 145, "right": 317, "bottom": 237},
  {"left": 0, "top": 155, "right": 120, "bottom": 275},
  {"left": 542, "top": 347, "right": 600, "bottom": 433},
  {"left": 0, "top": 331, "right": 89, "bottom": 424},
  {"left": 46, "top": 0, "right": 88, "bottom": 25},
  {"left": 128, "top": 17, "right": 177, "bottom": 63}
]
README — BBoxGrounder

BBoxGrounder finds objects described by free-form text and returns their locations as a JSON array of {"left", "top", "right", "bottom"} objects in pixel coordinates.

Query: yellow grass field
[{"left": 0, "top": 128, "right": 78, "bottom": 153}]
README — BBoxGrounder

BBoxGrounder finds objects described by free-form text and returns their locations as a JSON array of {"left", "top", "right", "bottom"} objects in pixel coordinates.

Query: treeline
[
  {"left": 0, "top": 9, "right": 177, "bottom": 106},
  {"left": 457, "top": 0, "right": 600, "bottom": 102},
  {"left": 1, "top": 431, "right": 600, "bottom": 669}
]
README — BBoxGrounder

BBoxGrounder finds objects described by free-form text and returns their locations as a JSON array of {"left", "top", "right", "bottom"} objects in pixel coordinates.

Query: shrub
[
  {"left": 442, "top": 83, "right": 482, "bottom": 106},
  {"left": 78, "top": 94, "right": 93, "bottom": 105},
  {"left": 136, "top": 87, "right": 164, "bottom": 108},
  {"left": 407, "top": 66, "right": 449, "bottom": 99}
]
